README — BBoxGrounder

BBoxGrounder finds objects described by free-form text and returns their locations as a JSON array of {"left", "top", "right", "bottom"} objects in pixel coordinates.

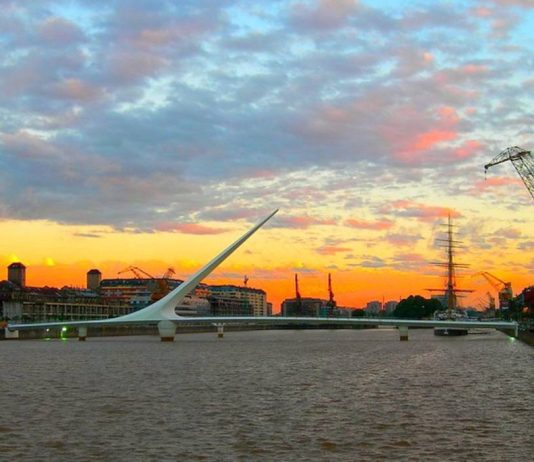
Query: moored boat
[{"left": 433, "top": 310, "right": 468, "bottom": 336}]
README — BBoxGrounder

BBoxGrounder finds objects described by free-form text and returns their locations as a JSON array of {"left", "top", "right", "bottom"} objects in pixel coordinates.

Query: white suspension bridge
[{"left": 7, "top": 210, "right": 517, "bottom": 341}]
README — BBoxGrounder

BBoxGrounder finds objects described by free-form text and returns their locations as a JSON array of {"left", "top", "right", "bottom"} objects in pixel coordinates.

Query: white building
[{"left": 365, "top": 300, "right": 382, "bottom": 315}]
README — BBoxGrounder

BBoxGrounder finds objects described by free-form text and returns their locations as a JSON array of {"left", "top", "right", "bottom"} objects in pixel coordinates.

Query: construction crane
[
  {"left": 152, "top": 267, "right": 176, "bottom": 301},
  {"left": 473, "top": 272, "right": 513, "bottom": 310},
  {"left": 484, "top": 146, "right": 534, "bottom": 201},
  {"left": 161, "top": 267, "right": 175, "bottom": 280},
  {"left": 118, "top": 266, "right": 175, "bottom": 302},
  {"left": 486, "top": 292, "right": 496, "bottom": 311},
  {"left": 118, "top": 266, "right": 154, "bottom": 279},
  {"left": 326, "top": 273, "right": 336, "bottom": 316},
  {"left": 295, "top": 274, "right": 302, "bottom": 314}
]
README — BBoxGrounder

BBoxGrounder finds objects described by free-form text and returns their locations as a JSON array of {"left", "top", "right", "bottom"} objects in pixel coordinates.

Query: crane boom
[
  {"left": 118, "top": 266, "right": 155, "bottom": 279},
  {"left": 473, "top": 271, "right": 513, "bottom": 310},
  {"left": 484, "top": 146, "right": 534, "bottom": 201},
  {"left": 162, "top": 267, "right": 175, "bottom": 279},
  {"left": 474, "top": 271, "right": 509, "bottom": 290}
]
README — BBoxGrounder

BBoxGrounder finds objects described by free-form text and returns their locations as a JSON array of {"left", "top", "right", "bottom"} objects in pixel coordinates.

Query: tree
[
  {"left": 351, "top": 308, "right": 366, "bottom": 318},
  {"left": 393, "top": 295, "right": 441, "bottom": 319}
]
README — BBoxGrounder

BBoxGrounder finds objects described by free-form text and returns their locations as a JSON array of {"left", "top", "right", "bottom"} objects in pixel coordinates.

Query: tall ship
[{"left": 428, "top": 214, "right": 472, "bottom": 336}]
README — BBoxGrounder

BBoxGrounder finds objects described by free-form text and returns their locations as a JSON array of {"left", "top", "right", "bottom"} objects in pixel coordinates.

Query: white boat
[{"left": 433, "top": 310, "right": 469, "bottom": 336}]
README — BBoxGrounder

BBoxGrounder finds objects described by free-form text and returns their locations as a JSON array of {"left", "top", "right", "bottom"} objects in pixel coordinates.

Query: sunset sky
[{"left": 0, "top": 0, "right": 532, "bottom": 311}]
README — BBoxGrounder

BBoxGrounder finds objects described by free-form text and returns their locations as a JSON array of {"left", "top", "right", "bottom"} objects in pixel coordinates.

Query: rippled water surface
[{"left": 1, "top": 329, "right": 533, "bottom": 461}]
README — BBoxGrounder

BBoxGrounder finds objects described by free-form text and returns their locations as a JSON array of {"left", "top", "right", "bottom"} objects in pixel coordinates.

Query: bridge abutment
[
  {"left": 158, "top": 320, "right": 177, "bottom": 342},
  {"left": 78, "top": 327, "right": 87, "bottom": 341},
  {"left": 4, "top": 328, "right": 19, "bottom": 340}
]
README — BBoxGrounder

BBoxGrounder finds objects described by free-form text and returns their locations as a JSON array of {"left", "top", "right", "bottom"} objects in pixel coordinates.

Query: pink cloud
[
  {"left": 385, "top": 233, "right": 421, "bottom": 247},
  {"left": 474, "top": 7, "right": 493, "bottom": 17},
  {"left": 156, "top": 223, "right": 228, "bottom": 234},
  {"left": 136, "top": 18, "right": 213, "bottom": 47},
  {"left": 39, "top": 17, "right": 84, "bottom": 44},
  {"left": 345, "top": 218, "right": 394, "bottom": 230},
  {"left": 437, "top": 106, "right": 460, "bottom": 124},
  {"left": 386, "top": 105, "right": 462, "bottom": 164},
  {"left": 291, "top": 0, "right": 361, "bottom": 30},
  {"left": 317, "top": 245, "right": 352, "bottom": 255},
  {"left": 408, "top": 129, "right": 457, "bottom": 151},
  {"left": 52, "top": 79, "right": 104, "bottom": 102},
  {"left": 394, "top": 252, "right": 426, "bottom": 263},
  {"left": 452, "top": 140, "right": 482, "bottom": 160},
  {"left": 470, "top": 176, "right": 524, "bottom": 194},
  {"left": 462, "top": 64, "right": 489, "bottom": 75},
  {"left": 276, "top": 215, "right": 336, "bottom": 229},
  {"left": 495, "top": 227, "right": 521, "bottom": 239},
  {"left": 388, "top": 200, "right": 462, "bottom": 222}
]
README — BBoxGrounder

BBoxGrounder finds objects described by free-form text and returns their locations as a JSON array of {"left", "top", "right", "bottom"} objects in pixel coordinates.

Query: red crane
[{"left": 473, "top": 272, "right": 513, "bottom": 310}]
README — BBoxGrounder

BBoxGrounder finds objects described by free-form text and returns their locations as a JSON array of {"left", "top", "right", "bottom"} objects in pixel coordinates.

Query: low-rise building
[{"left": 1, "top": 282, "right": 132, "bottom": 323}]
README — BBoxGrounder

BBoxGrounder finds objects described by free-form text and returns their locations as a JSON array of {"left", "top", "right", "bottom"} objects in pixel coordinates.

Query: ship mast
[
  {"left": 445, "top": 214, "right": 456, "bottom": 315},
  {"left": 426, "top": 213, "right": 472, "bottom": 316}
]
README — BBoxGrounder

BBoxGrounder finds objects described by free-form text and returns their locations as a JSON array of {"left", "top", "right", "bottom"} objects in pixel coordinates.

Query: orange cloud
[
  {"left": 388, "top": 200, "right": 461, "bottom": 222},
  {"left": 345, "top": 218, "right": 394, "bottom": 230}
]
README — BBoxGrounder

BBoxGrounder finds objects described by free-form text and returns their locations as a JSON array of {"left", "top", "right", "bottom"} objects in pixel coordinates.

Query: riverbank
[{"left": 517, "top": 329, "right": 534, "bottom": 347}]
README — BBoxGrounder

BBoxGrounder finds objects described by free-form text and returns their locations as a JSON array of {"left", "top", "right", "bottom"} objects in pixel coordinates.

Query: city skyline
[{"left": 0, "top": 1, "right": 532, "bottom": 312}]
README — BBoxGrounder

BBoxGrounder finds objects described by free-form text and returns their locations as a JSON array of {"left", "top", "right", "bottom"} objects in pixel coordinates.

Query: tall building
[
  {"left": 87, "top": 269, "right": 102, "bottom": 291},
  {"left": 8, "top": 262, "right": 26, "bottom": 288},
  {"left": 365, "top": 300, "right": 382, "bottom": 315}
]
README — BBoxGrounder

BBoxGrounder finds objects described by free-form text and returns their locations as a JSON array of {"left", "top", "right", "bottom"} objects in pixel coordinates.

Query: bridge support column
[
  {"left": 158, "top": 320, "right": 177, "bottom": 342},
  {"left": 4, "top": 328, "right": 19, "bottom": 340},
  {"left": 215, "top": 323, "right": 224, "bottom": 338},
  {"left": 78, "top": 327, "right": 87, "bottom": 341},
  {"left": 399, "top": 325, "right": 409, "bottom": 341}
]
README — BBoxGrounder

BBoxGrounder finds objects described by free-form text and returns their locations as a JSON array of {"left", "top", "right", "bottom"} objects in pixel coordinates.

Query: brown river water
[{"left": 1, "top": 328, "right": 532, "bottom": 461}]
